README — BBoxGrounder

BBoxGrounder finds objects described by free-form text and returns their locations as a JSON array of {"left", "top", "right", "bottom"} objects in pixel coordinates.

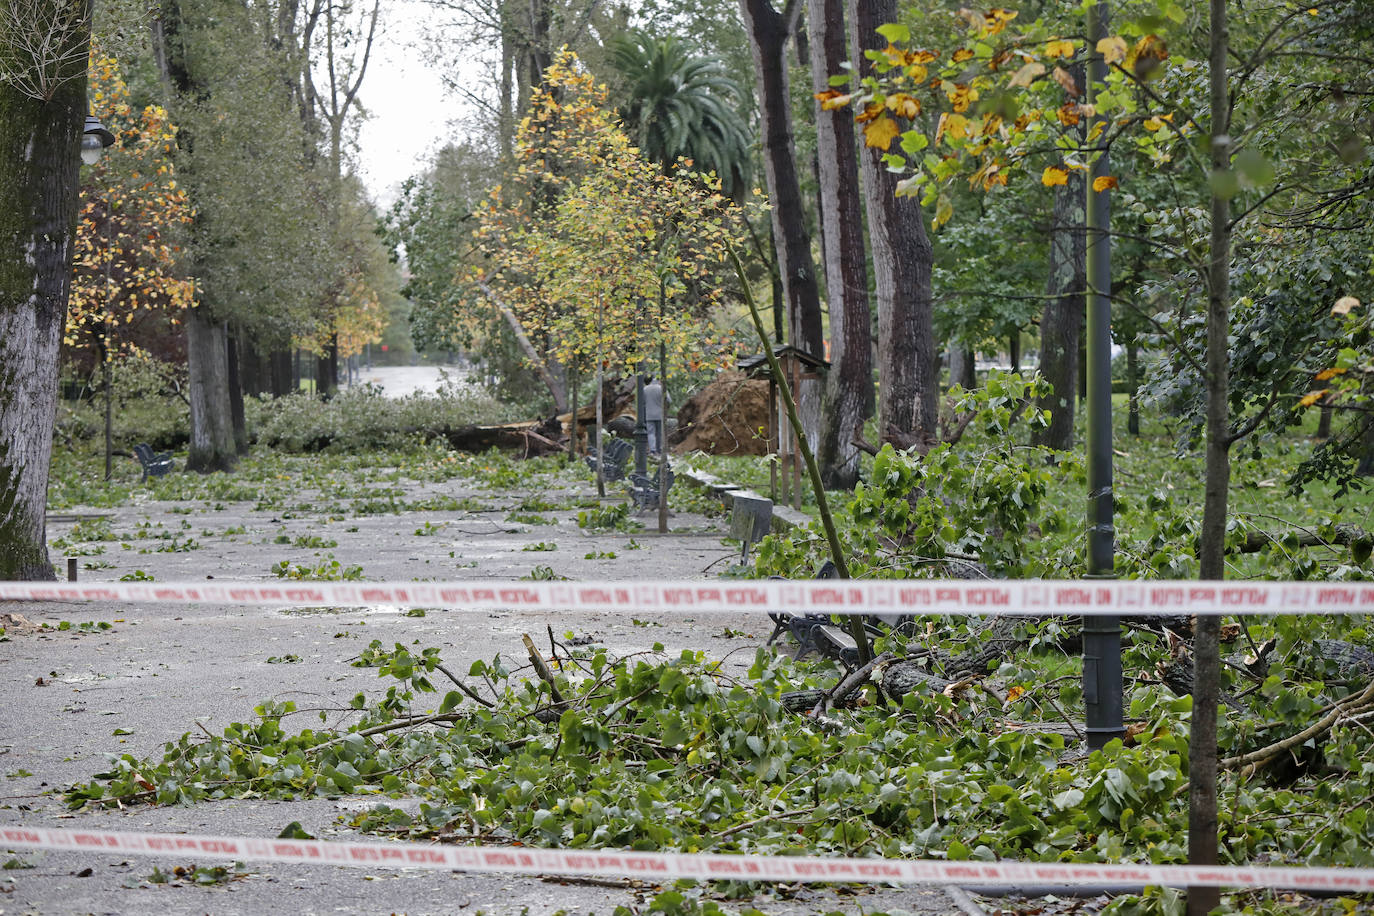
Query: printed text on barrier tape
[
  {"left": 4, "top": 579, "right": 1374, "bottom": 615},
  {"left": 3, "top": 826, "right": 1374, "bottom": 892}
]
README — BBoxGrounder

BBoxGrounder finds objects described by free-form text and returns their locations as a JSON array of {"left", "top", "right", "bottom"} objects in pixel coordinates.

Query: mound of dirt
[{"left": 671, "top": 370, "right": 771, "bottom": 456}]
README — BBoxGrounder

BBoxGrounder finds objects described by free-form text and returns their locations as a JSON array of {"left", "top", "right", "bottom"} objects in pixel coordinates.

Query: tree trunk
[
  {"left": 1009, "top": 332, "right": 1020, "bottom": 374},
  {"left": 740, "top": 0, "right": 824, "bottom": 361},
  {"left": 498, "top": 9, "right": 516, "bottom": 167},
  {"left": 1315, "top": 403, "right": 1332, "bottom": 439},
  {"left": 0, "top": 27, "right": 88, "bottom": 580},
  {"left": 270, "top": 348, "right": 292, "bottom": 398},
  {"left": 1188, "top": 1, "right": 1230, "bottom": 911},
  {"left": 809, "top": 0, "right": 871, "bottom": 490},
  {"left": 741, "top": 0, "right": 825, "bottom": 462},
  {"left": 948, "top": 346, "right": 975, "bottom": 390},
  {"left": 226, "top": 331, "right": 249, "bottom": 453},
  {"left": 568, "top": 366, "right": 579, "bottom": 457},
  {"left": 851, "top": 0, "right": 938, "bottom": 447},
  {"left": 1078, "top": 333, "right": 1088, "bottom": 401},
  {"left": 1034, "top": 137, "right": 1086, "bottom": 450},
  {"left": 315, "top": 333, "right": 339, "bottom": 398},
  {"left": 520, "top": 0, "right": 552, "bottom": 109},
  {"left": 185, "top": 308, "right": 238, "bottom": 473}
]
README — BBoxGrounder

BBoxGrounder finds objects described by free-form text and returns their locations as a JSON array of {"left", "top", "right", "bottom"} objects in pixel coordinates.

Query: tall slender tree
[
  {"left": 154, "top": 0, "right": 342, "bottom": 471},
  {"left": 808, "top": 0, "right": 871, "bottom": 487},
  {"left": 1034, "top": 64, "right": 1087, "bottom": 451},
  {"left": 739, "top": 0, "right": 825, "bottom": 455},
  {"left": 739, "top": 0, "right": 823, "bottom": 360}
]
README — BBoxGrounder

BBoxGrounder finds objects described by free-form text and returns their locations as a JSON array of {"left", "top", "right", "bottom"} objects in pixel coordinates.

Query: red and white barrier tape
[
  {"left": 2, "top": 826, "right": 1372, "bottom": 891},
  {"left": 3, "top": 578, "right": 1374, "bottom": 616}
]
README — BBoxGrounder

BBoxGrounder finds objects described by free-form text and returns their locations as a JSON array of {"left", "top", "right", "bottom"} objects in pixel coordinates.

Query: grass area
[{"left": 680, "top": 392, "right": 1374, "bottom": 582}]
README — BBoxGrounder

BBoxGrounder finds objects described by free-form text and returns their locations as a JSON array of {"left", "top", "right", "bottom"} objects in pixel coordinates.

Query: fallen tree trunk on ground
[
  {"left": 1231, "top": 523, "right": 1372, "bottom": 555},
  {"left": 435, "top": 418, "right": 566, "bottom": 456}
]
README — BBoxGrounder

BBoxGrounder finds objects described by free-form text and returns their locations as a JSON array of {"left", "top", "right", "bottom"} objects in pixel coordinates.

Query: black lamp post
[
  {"left": 81, "top": 110, "right": 117, "bottom": 478},
  {"left": 1083, "top": 0, "right": 1124, "bottom": 750}
]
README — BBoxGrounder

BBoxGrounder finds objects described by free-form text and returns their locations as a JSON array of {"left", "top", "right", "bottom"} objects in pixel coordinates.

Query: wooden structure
[{"left": 737, "top": 346, "right": 829, "bottom": 509}]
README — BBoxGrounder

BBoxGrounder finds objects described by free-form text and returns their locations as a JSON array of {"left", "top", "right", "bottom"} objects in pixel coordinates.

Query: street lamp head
[{"left": 81, "top": 115, "right": 116, "bottom": 165}]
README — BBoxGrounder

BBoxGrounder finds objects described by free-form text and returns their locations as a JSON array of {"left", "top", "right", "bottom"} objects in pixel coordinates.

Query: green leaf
[
  {"left": 900, "top": 130, "right": 929, "bottom": 154},
  {"left": 277, "top": 821, "right": 315, "bottom": 840},
  {"left": 876, "top": 23, "right": 910, "bottom": 44}
]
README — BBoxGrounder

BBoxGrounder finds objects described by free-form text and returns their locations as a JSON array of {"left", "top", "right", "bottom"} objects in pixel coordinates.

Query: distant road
[{"left": 352, "top": 364, "right": 475, "bottom": 398}]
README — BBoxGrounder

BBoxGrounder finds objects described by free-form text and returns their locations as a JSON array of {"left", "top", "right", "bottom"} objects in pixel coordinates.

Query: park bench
[
  {"left": 629, "top": 466, "right": 674, "bottom": 509},
  {"left": 766, "top": 561, "right": 893, "bottom": 668},
  {"left": 585, "top": 436, "right": 634, "bottom": 482},
  {"left": 133, "top": 443, "right": 174, "bottom": 481}
]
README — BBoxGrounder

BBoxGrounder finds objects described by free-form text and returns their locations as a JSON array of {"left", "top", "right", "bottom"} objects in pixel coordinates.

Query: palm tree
[{"left": 608, "top": 31, "right": 752, "bottom": 198}]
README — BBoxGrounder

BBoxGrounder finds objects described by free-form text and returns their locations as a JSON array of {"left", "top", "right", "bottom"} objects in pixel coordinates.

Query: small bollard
[
  {"left": 730, "top": 494, "right": 773, "bottom": 565},
  {"left": 66, "top": 557, "right": 78, "bottom": 582}
]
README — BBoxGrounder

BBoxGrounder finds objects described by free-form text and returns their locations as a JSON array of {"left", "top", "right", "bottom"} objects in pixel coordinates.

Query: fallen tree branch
[
  {"left": 309, "top": 711, "right": 468, "bottom": 751},
  {"left": 717, "top": 805, "right": 820, "bottom": 838},
  {"left": 435, "top": 662, "right": 495, "bottom": 708},
  {"left": 523, "top": 633, "right": 568, "bottom": 708},
  {"left": 1220, "top": 678, "right": 1374, "bottom": 777},
  {"left": 476, "top": 277, "right": 568, "bottom": 413},
  {"left": 811, "top": 652, "right": 894, "bottom": 717}
]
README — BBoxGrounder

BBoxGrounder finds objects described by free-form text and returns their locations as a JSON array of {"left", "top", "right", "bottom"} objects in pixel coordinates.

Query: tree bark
[
  {"left": 740, "top": 0, "right": 824, "bottom": 360},
  {"left": 1315, "top": 403, "right": 1332, "bottom": 439},
  {"left": 315, "top": 335, "right": 338, "bottom": 398},
  {"left": 226, "top": 331, "right": 249, "bottom": 453},
  {"left": 185, "top": 308, "right": 238, "bottom": 473},
  {"left": 851, "top": 0, "right": 938, "bottom": 448},
  {"left": 809, "top": 0, "right": 871, "bottom": 489},
  {"left": 0, "top": 9, "right": 89, "bottom": 580},
  {"left": 1034, "top": 134, "right": 1086, "bottom": 450},
  {"left": 269, "top": 348, "right": 292, "bottom": 397},
  {"left": 948, "top": 346, "right": 975, "bottom": 390},
  {"left": 239, "top": 333, "right": 265, "bottom": 397},
  {"left": 741, "top": 0, "right": 825, "bottom": 460},
  {"left": 1188, "top": 1, "right": 1230, "bottom": 911}
]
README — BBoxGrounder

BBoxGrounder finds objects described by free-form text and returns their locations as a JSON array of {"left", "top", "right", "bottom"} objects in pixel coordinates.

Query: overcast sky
[{"left": 353, "top": 0, "right": 454, "bottom": 206}]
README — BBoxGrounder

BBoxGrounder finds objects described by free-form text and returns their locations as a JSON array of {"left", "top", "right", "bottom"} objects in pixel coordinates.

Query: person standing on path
[{"left": 643, "top": 376, "right": 666, "bottom": 455}]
